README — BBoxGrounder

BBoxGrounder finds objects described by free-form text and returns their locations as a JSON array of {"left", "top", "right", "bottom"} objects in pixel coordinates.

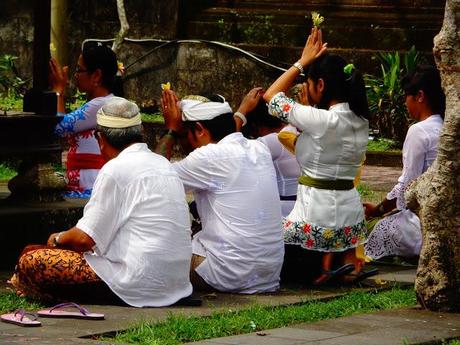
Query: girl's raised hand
[{"left": 299, "top": 27, "right": 328, "bottom": 67}]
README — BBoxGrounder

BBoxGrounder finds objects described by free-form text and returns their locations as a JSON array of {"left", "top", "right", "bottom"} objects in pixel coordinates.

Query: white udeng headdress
[
  {"left": 97, "top": 96, "right": 141, "bottom": 128},
  {"left": 180, "top": 95, "right": 233, "bottom": 121}
]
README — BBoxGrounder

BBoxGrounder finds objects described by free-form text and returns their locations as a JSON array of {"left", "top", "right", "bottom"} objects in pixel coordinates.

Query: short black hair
[
  {"left": 96, "top": 125, "right": 143, "bottom": 151},
  {"left": 402, "top": 65, "right": 445, "bottom": 119},
  {"left": 242, "top": 99, "right": 283, "bottom": 138},
  {"left": 82, "top": 42, "right": 123, "bottom": 95}
]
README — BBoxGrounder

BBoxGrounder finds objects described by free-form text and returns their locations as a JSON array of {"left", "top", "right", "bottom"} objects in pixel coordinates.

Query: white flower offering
[{"left": 311, "top": 11, "right": 325, "bottom": 27}]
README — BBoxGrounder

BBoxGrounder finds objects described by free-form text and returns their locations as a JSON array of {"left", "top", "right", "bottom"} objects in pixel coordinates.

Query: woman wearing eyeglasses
[{"left": 50, "top": 43, "right": 121, "bottom": 197}]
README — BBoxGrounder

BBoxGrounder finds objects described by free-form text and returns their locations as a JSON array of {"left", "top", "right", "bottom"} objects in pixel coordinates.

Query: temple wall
[{"left": 0, "top": 0, "right": 445, "bottom": 109}]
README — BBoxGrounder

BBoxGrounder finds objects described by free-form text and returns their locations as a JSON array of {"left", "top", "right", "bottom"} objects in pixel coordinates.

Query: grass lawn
[
  {"left": 110, "top": 288, "right": 416, "bottom": 345},
  {"left": 357, "top": 183, "right": 387, "bottom": 204},
  {"left": 0, "top": 292, "right": 44, "bottom": 314},
  {"left": 367, "top": 137, "right": 401, "bottom": 153}
]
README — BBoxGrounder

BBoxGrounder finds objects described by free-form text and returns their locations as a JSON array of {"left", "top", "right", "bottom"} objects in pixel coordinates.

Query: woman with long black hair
[{"left": 263, "top": 28, "right": 371, "bottom": 284}]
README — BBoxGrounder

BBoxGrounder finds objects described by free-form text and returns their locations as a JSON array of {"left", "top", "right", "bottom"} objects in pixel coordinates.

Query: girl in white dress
[
  {"left": 237, "top": 90, "right": 300, "bottom": 217},
  {"left": 364, "top": 65, "right": 445, "bottom": 260},
  {"left": 263, "top": 28, "right": 371, "bottom": 284}
]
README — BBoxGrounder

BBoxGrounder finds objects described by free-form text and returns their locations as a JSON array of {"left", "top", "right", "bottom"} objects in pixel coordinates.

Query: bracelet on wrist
[
  {"left": 53, "top": 232, "right": 64, "bottom": 247},
  {"left": 233, "top": 112, "right": 247, "bottom": 126},
  {"left": 293, "top": 61, "right": 305, "bottom": 74}
]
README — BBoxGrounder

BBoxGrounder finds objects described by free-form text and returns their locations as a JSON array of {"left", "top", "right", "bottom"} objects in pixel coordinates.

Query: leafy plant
[
  {"left": 0, "top": 95, "right": 23, "bottom": 113},
  {"left": 367, "top": 137, "right": 400, "bottom": 152},
  {"left": 0, "top": 54, "right": 28, "bottom": 99},
  {"left": 365, "top": 46, "right": 421, "bottom": 147},
  {"left": 237, "top": 15, "right": 278, "bottom": 45},
  {"left": 0, "top": 162, "right": 17, "bottom": 181}
]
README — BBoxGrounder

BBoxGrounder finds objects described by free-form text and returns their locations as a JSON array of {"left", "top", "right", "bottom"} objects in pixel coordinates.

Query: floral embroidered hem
[{"left": 283, "top": 218, "right": 367, "bottom": 252}]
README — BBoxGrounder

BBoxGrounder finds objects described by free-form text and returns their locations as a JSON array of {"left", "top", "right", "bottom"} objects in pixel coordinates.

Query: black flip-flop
[
  {"left": 313, "top": 263, "right": 356, "bottom": 286},
  {"left": 345, "top": 268, "right": 379, "bottom": 284}
]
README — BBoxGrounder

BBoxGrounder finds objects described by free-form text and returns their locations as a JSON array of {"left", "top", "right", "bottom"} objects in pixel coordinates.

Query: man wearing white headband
[
  {"left": 156, "top": 90, "right": 284, "bottom": 294},
  {"left": 11, "top": 97, "right": 193, "bottom": 307}
]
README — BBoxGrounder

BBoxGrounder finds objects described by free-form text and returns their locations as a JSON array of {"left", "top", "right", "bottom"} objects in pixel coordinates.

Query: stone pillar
[{"left": 51, "top": 0, "right": 69, "bottom": 67}]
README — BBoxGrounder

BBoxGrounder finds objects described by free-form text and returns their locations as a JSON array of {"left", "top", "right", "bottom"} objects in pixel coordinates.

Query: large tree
[{"left": 406, "top": 0, "right": 460, "bottom": 312}]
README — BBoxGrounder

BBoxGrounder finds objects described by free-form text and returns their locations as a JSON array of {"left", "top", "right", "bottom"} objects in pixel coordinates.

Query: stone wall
[
  {"left": 0, "top": 0, "right": 445, "bottom": 110},
  {"left": 119, "top": 40, "right": 281, "bottom": 109}
]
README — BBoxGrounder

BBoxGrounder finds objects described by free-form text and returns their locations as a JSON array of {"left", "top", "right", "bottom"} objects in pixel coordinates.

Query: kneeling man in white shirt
[
  {"left": 12, "top": 97, "right": 193, "bottom": 307},
  {"left": 156, "top": 91, "right": 284, "bottom": 294}
]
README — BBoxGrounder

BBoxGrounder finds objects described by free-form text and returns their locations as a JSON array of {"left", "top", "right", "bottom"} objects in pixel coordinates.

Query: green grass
[
  {"left": 111, "top": 288, "right": 416, "bottom": 345},
  {"left": 367, "top": 137, "right": 400, "bottom": 152},
  {"left": 0, "top": 292, "right": 44, "bottom": 314},
  {"left": 141, "top": 112, "right": 164, "bottom": 124},
  {"left": 0, "top": 163, "right": 17, "bottom": 181},
  {"left": 357, "top": 183, "right": 387, "bottom": 204}
]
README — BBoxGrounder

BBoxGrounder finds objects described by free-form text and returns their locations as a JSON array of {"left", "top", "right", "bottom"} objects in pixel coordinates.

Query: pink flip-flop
[
  {"left": 1, "top": 309, "right": 41, "bottom": 327},
  {"left": 37, "top": 302, "right": 104, "bottom": 320}
]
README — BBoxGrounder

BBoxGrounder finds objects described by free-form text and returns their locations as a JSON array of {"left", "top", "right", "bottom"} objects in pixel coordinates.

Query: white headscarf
[{"left": 180, "top": 95, "right": 232, "bottom": 121}]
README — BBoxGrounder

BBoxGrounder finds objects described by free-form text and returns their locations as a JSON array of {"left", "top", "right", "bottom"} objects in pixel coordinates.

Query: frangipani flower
[
  {"left": 161, "top": 82, "right": 171, "bottom": 90},
  {"left": 117, "top": 61, "right": 125, "bottom": 74},
  {"left": 311, "top": 11, "right": 325, "bottom": 27}
]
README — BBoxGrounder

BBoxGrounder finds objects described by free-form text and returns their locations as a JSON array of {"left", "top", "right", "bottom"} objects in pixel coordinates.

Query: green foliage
[
  {"left": 141, "top": 112, "right": 164, "bottom": 124},
  {"left": 0, "top": 292, "right": 44, "bottom": 314},
  {"left": 365, "top": 46, "right": 421, "bottom": 147},
  {"left": 0, "top": 95, "right": 23, "bottom": 113},
  {"left": 67, "top": 90, "right": 87, "bottom": 111},
  {"left": 367, "top": 137, "right": 400, "bottom": 152},
  {"left": 442, "top": 339, "right": 460, "bottom": 345},
  {"left": 0, "top": 54, "right": 28, "bottom": 99},
  {"left": 356, "top": 183, "right": 374, "bottom": 198},
  {"left": 217, "top": 18, "right": 233, "bottom": 43},
  {"left": 238, "top": 15, "right": 278, "bottom": 45},
  {"left": 218, "top": 15, "right": 279, "bottom": 45},
  {"left": 111, "top": 288, "right": 415, "bottom": 345},
  {"left": 0, "top": 162, "right": 17, "bottom": 181}
]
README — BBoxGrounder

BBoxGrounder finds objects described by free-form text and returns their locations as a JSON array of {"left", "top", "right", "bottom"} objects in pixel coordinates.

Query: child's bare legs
[
  {"left": 337, "top": 247, "right": 364, "bottom": 282},
  {"left": 313, "top": 252, "right": 334, "bottom": 284}
]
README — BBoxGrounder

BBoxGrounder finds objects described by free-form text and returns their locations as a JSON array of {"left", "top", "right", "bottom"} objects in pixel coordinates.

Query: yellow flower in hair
[
  {"left": 49, "top": 42, "right": 57, "bottom": 52},
  {"left": 117, "top": 61, "right": 125, "bottom": 74},
  {"left": 161, "top": 82, "right": 171, "bottom": 91},
  {"left": 311, "top": 11, "right": 325, "bottom": 27}
]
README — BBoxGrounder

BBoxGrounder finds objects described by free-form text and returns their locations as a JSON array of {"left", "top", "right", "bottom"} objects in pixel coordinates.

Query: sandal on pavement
[
  {"left": 343, "top": 268, "right": 379, "bottom": 285},
  {"left": 1, "top": 309, "right": 41, "bottom": 327},
  {"left": 37, "top": 302, "right": 104, "bottom": 320},
  {"left": 312, "top": 263, "right": 356, "bottom": 286}
]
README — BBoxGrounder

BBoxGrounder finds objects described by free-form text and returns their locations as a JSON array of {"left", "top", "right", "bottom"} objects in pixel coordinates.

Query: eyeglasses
[{"left": 75, "top": 66, "right": 89, "bottom": 73}]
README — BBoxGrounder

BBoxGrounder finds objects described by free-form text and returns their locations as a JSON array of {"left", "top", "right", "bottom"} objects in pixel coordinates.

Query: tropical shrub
[
  {"left": 0, "top": 54, "right": 28, "bottom": 98},
  {"left": 365, "top": 46, "right": 421, "bottom": 147}
]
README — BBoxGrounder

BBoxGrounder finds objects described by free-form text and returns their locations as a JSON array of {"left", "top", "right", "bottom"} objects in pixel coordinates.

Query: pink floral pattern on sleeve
[{"left": 267, "top": 92, "right": 296, "bottom": 123}]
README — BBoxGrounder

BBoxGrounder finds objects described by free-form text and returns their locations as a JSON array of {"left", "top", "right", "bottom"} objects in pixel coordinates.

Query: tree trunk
[
  {"left": 405, "top": 0, "right": 460, "bottom": 312},
  {"left": 112, "top": 0, "right": 130, "bottom": 54}
]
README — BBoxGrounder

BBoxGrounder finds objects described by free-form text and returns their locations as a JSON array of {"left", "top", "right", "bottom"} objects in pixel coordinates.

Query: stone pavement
[
  {"left": 187, "top": 308, "right": 460, "bottom": 345},
  {"left": 3, "top": 266, "right": 459, "bottom": 345},
  {"left": 360, "top": 165, "right": 401, "bottom": 192}
]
